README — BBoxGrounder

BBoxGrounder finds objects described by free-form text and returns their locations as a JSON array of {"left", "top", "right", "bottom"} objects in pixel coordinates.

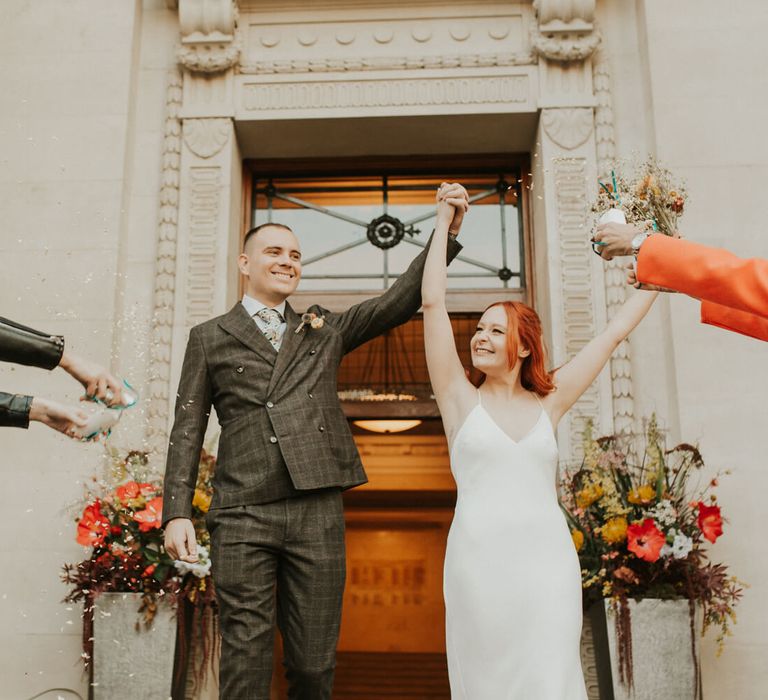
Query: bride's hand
[{"left": 436, "top": 182, "right": 469, "bottom": 230}]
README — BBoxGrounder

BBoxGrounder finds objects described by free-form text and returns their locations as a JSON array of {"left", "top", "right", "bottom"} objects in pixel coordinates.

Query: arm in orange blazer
[{"left": 635, "top": 235, "right": 768, "bottom": 341}]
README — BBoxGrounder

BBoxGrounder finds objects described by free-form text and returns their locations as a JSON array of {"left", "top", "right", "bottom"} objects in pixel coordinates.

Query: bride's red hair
[{"left": 473, "top": 301, "right": 556, "bottom": 397}]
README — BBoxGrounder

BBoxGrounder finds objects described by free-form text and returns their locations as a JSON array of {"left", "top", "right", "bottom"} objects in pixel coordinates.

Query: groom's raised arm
[
  {"left": 162, "top": 326, "right": 213, "bottom": 524},
  {"left": 319, "top": 234, "right": 462, "bottom": 354}
]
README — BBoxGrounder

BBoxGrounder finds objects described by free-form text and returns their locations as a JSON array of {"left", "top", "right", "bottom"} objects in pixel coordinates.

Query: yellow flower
[
  {"left": 193, "top": 488, "right": 211, "bottom": 513},
  {"left": 571, "top": 530, "right": 585, "bottom": 552},
  {"left": 628, "top": 484, "right": 656, "bottom": 505},
  {"left": 602, "top": 516, "right": 628, "bottom": 544},
  {"left": 576, "top": 483, "right": 604, "bottom": 509}
]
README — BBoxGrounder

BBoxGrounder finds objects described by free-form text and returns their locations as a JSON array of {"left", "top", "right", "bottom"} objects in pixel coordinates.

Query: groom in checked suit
[{"left": 163, "top": 183, "right": 467, "bottom": 699}]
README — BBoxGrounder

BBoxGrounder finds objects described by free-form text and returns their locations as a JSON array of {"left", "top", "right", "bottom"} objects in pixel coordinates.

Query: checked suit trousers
[{"left": 207, "top": 489, "right": 346, "bottom": 699}]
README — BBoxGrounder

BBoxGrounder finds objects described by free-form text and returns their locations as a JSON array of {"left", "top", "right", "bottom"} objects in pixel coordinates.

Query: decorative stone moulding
[
  {"left": 531, "top": 0, "right": 599, "bottom": 62},
  {"left": 147, "top": 71, "right": 183, "bottom": 454},
  {"left": 239, "top": 51, "right": 535, "bottom": 74},
  {"left": 241, "top": 74, "right": 531, "bottom": 113},
  {"left": 240, "top": 12, "right": 536, "bottom": 74},
  {"left": 542, "top": 107, "right": 593, "bottom": 150},
  {"left": 177, "top": 0, "right": 240, "bottom": 74},
  {"left": 182, "top": 117, "right": 231, "bottom": 158},
  {"left": 177, "top": 43, "right": 240, "bottom": 73}
]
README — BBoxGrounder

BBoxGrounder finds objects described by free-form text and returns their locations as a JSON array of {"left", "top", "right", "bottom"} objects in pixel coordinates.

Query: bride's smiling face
[{"left": 471, "top": 305, "right": 511, "bottom": 373}]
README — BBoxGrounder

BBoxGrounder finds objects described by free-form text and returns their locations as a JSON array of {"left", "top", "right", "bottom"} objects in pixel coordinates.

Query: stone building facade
[{"left": 1, "top": 1, "right": 766, "bottom": 698}]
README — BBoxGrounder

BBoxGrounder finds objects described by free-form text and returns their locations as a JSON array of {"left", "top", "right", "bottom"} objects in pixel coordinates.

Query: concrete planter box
[
  {"left": 92, "top": 592, "right": 177, "bottom": 700},
  {"left": 581, "top": 599, "right": 702, "bottom": 700}
]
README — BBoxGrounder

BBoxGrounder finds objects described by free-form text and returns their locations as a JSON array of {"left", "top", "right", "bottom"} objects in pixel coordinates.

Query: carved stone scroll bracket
[
  {"left": 531, "top": 0, "right": 599, "bottom": 63},
  {"left": 176, "top": 0, "right": 240, "bottom": 74}
]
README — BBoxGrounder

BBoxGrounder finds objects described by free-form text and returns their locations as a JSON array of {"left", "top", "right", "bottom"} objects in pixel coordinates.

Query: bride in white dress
[{"left": 423, "top": 185, "right": 658, "bottom": 699}]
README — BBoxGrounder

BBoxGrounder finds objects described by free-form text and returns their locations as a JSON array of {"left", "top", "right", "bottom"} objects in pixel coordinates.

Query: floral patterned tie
[{"left": 255, "top": 308, "right": 283, "bottom": 350}]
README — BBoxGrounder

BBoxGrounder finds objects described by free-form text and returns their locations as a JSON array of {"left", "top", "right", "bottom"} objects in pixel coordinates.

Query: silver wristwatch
[{"left": 631, "top": 231, "right": 650, "bottom": 256}]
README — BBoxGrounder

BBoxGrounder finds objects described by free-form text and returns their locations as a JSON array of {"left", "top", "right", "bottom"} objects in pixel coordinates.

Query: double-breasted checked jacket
[{"left": 162, "top": 237, "right": 462, "bottom": 522}]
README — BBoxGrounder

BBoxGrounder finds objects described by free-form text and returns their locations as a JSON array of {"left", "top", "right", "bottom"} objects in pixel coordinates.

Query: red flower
[
  {"left": 697, "top": 502, "right": 723, "bottom": 543},
  {"left": 116, "top": 481, "right": 157, "bottom": 504},
  {"left": 132, "top": 496, "right": 163, "bottom": 532},
  {"left": 626, "top": 518, "right": 665, "bottom": 562},
  {"left": 110, "top": 526, "right": 122, "bottom": 536},
  {"left": 143, "top": 564, "right": 157, "bottom": 577},
  {"left": 115, "top": 481, "right": 140, "bottom": 503},
  {"left": 76, "top": 501, "right": 111, "bottom": 547}
]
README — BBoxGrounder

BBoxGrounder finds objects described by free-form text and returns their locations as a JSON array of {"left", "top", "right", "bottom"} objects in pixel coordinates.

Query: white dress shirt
[{"left": 241, "top": 295, "right": 287, "bottom": 347}]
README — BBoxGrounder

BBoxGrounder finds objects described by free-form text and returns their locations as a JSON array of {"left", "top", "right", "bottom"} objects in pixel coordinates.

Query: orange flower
[
  {"left": 696, "top": 502, "right": 723, "bottom": 543},
  {"left": 576, "top": 484, "right": 604, "bottom": 509},
  {"left": 628, "top": 484, "right": 656, "bottom": 505},
  {"left": 133, "top": 496, "right": 164, "bottom": 532},
  {"left": 613, "top": 566, "right": 640, "bottom": 585},
  {"left": 193, "top": 488, "right": 212, "bottom": 514},
  {"left": 571, "top": 530, "right": 584, "bottom": 552},
  {"left": 76, "top": 501, "right": 111, "bottom": 547},
  {"left": 143, "top": 564, "right": 157, "bottom": 577},
  {"left": 602, "top": 517, "right": 628, "bottom": 544},
  {"left": 626, "top": 518, "right": 665, "bottom": 562}
]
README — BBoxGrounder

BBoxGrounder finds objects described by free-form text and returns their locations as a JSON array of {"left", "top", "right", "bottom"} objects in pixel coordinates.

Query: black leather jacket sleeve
[
  {"left": 0, "top": 391, "right": 32, "bottom": 428},
  {"left": 0, "top": 316, "right": 65, "bottom": 370}
]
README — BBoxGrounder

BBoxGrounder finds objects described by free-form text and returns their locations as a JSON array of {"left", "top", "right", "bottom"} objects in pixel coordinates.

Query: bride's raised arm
[
  {"left": 422, "top": 188, "right": 475, "bottom": 442},
  {"left": 547, "top": 288, "right": 659, "bottom": 425}
]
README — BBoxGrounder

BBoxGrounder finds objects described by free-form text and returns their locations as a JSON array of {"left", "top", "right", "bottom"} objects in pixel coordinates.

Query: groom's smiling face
[{"left": 238, "top": 224, "right": 302, "bottom": 304}]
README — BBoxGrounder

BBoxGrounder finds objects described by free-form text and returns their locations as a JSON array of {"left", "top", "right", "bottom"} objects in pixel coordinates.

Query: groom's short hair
[{"left": 243, "top": 222, "right": 294, "bottom": 251}]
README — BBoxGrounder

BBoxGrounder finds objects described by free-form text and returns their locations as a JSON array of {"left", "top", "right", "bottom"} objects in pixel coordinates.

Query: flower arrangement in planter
[
  {"left": 62, "top": 447, "right": 219, "bottom": 692},
  {"left": 560, "top": 416, "right": 743, "bottom": 689}
]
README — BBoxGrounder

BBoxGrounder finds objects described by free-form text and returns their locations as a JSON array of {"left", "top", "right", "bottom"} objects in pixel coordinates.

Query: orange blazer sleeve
[
  {"left": 636, "top": 235, "right": 768, "bottom": 341},
  {"left": 700, "top": 302, "right": 768, "bottom": 341}
]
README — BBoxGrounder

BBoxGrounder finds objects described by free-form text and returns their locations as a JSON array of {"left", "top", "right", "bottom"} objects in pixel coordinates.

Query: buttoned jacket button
[
  {"left": 266, "top": 401, "right": 274, "bottom": 408},
  {"left": 309, "top": 349, "right": 316, "bottom": 355},
  {"left": 318, "top": 426, "right": 325, "bottom": 433},
  {"left": 236, "top": 366, "right": 244, "bottom": 373},
  {"left": 308, "top": 393, "right": 313, "bottom": 399},
  {"left": 269, "top": 436, "right": 278, "bottom": 444}
]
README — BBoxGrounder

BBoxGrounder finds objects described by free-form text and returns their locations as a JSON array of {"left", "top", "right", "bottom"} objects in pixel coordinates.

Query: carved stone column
[
  {"left": 149, "top": 0, "right": 243, "bottom": 451},
  {"left": 535, "top": 107, "right": 612, "bottom": 461}
]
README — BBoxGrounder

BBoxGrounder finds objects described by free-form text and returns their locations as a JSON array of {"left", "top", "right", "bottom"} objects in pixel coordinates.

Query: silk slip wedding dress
[{"left": 444, "top": 391, "right": 587, "bottom": 699}]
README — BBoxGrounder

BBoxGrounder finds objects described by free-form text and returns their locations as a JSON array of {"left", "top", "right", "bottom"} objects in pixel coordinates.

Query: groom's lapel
[
  {"left": 267, "top": 303, "right": 307, "bottom": 395},
  {"left": 218, "top": 303, "right": 277, "bottom": 366}
]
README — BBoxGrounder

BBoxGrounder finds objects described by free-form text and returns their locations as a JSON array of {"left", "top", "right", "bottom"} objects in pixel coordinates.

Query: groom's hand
[{"left": 164, "top": 517, "right": 199, "bottom": 562}]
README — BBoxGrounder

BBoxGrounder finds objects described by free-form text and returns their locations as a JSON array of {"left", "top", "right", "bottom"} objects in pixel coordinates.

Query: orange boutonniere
[{"left": 295, "top": 312, "right": 325, "bottom": 334}]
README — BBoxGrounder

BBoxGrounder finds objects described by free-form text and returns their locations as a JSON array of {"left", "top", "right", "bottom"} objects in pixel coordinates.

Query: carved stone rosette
[{"left": 147, "top": 71, "right": 183, "bottom": 454}]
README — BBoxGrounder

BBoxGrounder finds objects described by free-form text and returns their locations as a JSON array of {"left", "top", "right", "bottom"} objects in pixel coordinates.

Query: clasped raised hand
[{"left": 436, "top": 182, "right": 470, "bottom": 233}]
